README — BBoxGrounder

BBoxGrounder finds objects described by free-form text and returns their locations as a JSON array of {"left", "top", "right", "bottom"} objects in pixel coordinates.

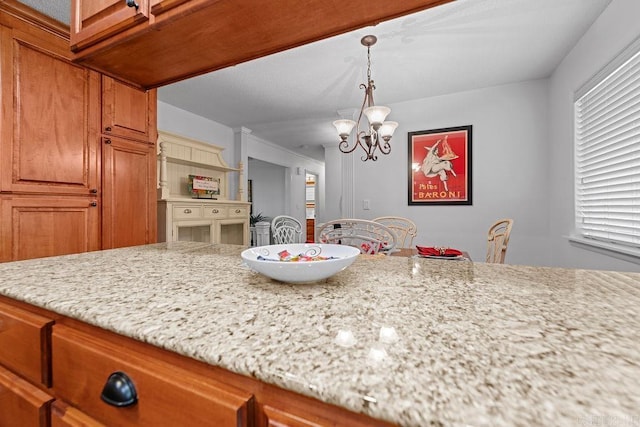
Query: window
[{"left": 574, "top": 41, "right": 640, "bottom": 253}]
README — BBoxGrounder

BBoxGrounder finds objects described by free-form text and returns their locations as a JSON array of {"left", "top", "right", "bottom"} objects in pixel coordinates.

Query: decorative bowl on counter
[{"left": 241, "top": 243, "right": 360, "bottom": 283}]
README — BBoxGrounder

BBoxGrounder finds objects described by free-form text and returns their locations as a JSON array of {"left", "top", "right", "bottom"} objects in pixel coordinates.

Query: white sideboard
[{"left": 156, "top": 131, "right": 250, "bottom": 245}]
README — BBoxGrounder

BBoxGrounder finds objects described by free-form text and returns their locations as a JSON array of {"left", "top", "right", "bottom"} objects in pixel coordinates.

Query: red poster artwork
[{"left": 408, "top": 126, "right": 472, "bottom": 205}]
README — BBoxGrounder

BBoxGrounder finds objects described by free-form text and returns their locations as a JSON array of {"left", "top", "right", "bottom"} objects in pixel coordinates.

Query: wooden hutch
[{"left": 156, "top": 131, "right": 250, "bottom": 245}]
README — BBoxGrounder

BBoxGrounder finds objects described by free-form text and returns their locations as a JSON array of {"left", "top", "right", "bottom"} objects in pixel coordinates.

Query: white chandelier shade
[
  {"left": 363, "top": 106, "right": 390, "bottom": 128},
  {"left": 333, "top": 119, "right": 357, "bottom": 138}
]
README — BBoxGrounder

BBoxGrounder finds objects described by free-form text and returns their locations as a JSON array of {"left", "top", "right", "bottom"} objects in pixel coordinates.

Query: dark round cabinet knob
[
  {"left": 101, "top": 371, "right": 138, "bottom": 407},
  {"left": 125, "top": 0, "right": 139, "bottom": 10},
  {"left": 105, "top": 126, "right": 112, "bottom": 132}
]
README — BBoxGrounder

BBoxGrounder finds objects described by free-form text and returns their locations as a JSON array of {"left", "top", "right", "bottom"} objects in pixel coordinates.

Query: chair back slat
[
  {"left": 271, "top": 215, "right": 303, "bottom": 244},
  {"left": 372, "top": 216, "right": 417, "bottom": 249},
  {"left": 486, "top": 219, "right": 514, "bottom": 263}
]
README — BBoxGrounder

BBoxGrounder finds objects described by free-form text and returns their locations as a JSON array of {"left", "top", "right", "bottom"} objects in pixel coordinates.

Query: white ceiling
[{"left": 19, "top": 0, "right": 612, "bottom": 161}]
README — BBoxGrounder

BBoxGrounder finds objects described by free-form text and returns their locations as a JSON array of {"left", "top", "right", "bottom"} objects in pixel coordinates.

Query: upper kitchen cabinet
[
  {"left": 0, "top": 23, "right": 100, "bottom": 196},
  {"left": 69, "top": 0, "right": 453, "bottom": 89},
  {"left": 70, "top": 0, "right": 150, "bottom": 52},
  {"left": 102, "top": 75, "right": 156, "bottom": 141}
]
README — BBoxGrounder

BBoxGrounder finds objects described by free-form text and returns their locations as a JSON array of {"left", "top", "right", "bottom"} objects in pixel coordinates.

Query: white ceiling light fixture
[{"left": 333, "top": 35, "right": 398, "bottom": 162}]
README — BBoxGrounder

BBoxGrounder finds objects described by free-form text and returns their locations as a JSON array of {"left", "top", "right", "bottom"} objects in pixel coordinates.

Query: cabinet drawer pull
[
  {"left": 125, "top": 0, "right": 139, "bottom": 10},
  {"left": 104, "top": 139, "right": 112, "bottom": 144},
  {"left": 105, "top": 126, "right": 112, "bottom": 132},
  {"left": 184, "top": 209, "right": 192, "bottom": 214},
  {"left": 101, "top": 371, "right": 138, "bottom": 407},
  {"left": 235, "top": 209, "right": 241, "bottom": 213},
  {"left": 212, "top": 209, "right": 219, "bottom": 214},
  {"left": 90, "top": 201, "right": 98, "bottom": 207},
  {"left": 90, "top": 188, "right": 98, "bottom": 194}
]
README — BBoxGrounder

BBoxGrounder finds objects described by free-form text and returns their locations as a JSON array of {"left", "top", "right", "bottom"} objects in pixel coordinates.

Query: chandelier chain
[{"left": 367, "top": 45, "right": 372, "bottom": 84}]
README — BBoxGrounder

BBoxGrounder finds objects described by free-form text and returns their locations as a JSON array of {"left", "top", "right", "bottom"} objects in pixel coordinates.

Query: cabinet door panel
[
  {"left": 0, "top": 34, "right": 100, "bottom": 195},
  {"left": 0, "top": 365, "right": 53, "bottom": 427},
  {"left": 102, "top": 137, "right": 156, "bottom": 248},
  {"left": 216, "top": 219, "right": 249, "bottom": 246},
  {"left": 71, "top": 0, "right": 149, "bottom": 51},
  {"left": 0, "top": 195, "right": 100, "bottom": 262},
  {"left": 102, "top": 76, "right": 156, "bottom": 141}
]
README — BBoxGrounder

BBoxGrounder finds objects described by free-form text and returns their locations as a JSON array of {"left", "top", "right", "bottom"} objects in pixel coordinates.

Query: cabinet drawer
[
  {"left": 0, "top": 365, "right": 53, "bottom": 427},
  {"left": 228, "top": 206, "right": 249, "bottom": 218},
  {"left": 203, "top": 205, "right": 227, "bottom": 219},
  {"left": 51, "top": 400, "right": 105, "bottom": 427},
  {"left": 172, "top": 205, "right": 203, "bottom": 220},
  {"left": 52, "top": 325, "right": 253, "bottom": 426},
  {"left": 0, "top": 300, "right": 53, "bottom": 386}
]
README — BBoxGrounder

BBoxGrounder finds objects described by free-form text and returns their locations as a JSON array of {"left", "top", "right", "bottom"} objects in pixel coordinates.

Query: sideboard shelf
[{"left": 162, "top": 156, "right": 239, "bottom": 172}]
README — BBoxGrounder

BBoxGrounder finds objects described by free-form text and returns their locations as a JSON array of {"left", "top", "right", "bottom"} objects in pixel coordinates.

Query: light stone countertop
[{"left": 1, "top": 242, "right": 639, "bottom": 426}]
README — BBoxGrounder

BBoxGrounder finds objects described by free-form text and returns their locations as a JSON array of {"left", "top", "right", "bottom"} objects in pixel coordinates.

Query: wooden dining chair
[
  {"left": 316, "top": 219, "right": 397, "bottom": 255},
  {"left": 372, "top": 216, "right": 417, "bottom": 249},
  {"left": 486, "top": 218, "right": 514, "bottom": 263},
  {"left": 271, "top": 215, "right": 304, "bottom": 244}
]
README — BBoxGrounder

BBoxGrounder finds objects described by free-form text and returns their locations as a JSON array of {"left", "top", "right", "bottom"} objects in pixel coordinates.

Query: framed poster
[{"left": 408, "top": 125, "right": 472, "bottom": 205}]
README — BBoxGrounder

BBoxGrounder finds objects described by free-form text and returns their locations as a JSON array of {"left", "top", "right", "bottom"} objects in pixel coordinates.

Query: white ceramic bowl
[{"left": 241, "top": 243, "right": 360, "bottom": 283}]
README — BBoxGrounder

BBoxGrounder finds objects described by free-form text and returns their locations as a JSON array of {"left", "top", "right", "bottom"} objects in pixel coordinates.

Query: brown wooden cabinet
[
  {"left": 0, "top": 295, "right": 395, "bottom": 427},
  {"left": 52, "top": 324, "right": 253, "bottom": 426},
  {"left": 0, "top": 14, "right": 102, "bottom": 262},
  {"left": 100, "top": 76, "right": 158, "bottom": 249},
  {"left": 0, "top": 23, "right": 100, "bottom": 196},
  {"left": 101, "top": 136, "right": 156, "bottom": 248},
  {"left": 0, "top": 4, "right": 158, "bottom": 262},
  {"left": 0, "top": 366, "right": 54, "bottom": 427},
  {"left": 0, "top": 195, "right": 100, "bottom": 262},
  {"left": 0, "top": 299, "right": 54, "bottom": 386},
  {"left": 102, "top": 75, "right": 156, "bottom": 141},
  {"left": 69, "top": 0, "right": 452, "bottom": 89},
  {"left": 0, "top": 299, "right": 55, "bottom": 427},
  {"left": 70, "top": 0, "right": 150, "bottom": 52}
]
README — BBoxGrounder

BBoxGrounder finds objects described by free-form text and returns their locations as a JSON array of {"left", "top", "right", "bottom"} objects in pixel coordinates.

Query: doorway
[{"left": 305, "top": 172, "right": 317, "bottom": 242}]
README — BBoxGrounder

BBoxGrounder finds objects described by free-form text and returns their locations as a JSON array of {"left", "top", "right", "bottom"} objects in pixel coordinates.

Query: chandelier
[{"left": 333, "top": 35, "right": 398, "bottom": 162}]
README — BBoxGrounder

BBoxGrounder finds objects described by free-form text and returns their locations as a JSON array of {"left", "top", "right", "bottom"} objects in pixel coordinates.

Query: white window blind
[{"left": 575, "top": 47, "right": 640, "bottom": 249}]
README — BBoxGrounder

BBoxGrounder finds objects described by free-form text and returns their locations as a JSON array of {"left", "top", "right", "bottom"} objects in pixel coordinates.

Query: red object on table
[{"left": 416, "top": 246, "right": 463, "bottom": 257}]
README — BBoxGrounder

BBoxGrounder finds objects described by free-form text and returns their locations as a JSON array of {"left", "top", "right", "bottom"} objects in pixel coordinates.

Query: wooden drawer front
[
  {"left": 0, "top": 300, "right": 53, "bottom": 386},
  {"left": 172, "top": 205, "right": 203, "bottom": 220},
  {"left": 52, "top": 325, "right": 253, "bottom": 426},
  {"left": 261, "top": 404, "right": 323, "bottom": 427},
  {"left": 0, "top": 365, "right": 53, "bottom": 427},
  {"left": 228, "top": 205, "right": 249, "bottom": 218},
  {"left": 203, "top": 206, "right": 228, "bottom": 219}
]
